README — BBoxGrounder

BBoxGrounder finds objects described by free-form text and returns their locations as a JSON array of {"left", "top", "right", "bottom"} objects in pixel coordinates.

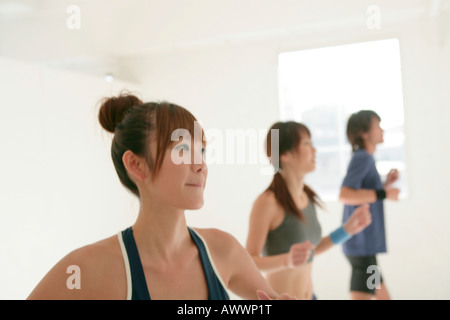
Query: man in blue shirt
[{"left": 339, "top": 110, "right": 400, "bottom": 300}]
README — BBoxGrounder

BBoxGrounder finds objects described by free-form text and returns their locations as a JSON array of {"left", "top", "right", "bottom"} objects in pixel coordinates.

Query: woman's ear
[
  {"left": 279, "top": 151, "right": 291, "bottom": 165},
  {"left": 360, "top": 130, "right": 369, "bottom": 141},
  {"left": 122, "top": 150, "right": 148, "bottom": 182}
]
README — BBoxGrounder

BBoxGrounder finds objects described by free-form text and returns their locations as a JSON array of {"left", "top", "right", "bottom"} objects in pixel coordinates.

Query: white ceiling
[{"left": 0, "top": 0, "right": 447, "bottom": 80}]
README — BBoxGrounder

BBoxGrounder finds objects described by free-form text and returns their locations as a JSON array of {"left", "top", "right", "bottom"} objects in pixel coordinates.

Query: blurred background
[{"left": 1, "top": 0, "right": 449, "bottom": 299}]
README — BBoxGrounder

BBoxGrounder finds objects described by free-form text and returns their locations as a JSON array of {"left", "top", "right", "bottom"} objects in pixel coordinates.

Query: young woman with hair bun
[{"left": 27, "top": 92, "right": 295, "bottom": 300}]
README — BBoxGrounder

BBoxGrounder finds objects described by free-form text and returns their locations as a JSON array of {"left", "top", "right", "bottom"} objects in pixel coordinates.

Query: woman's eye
[{"left": 175, "top": 144, "right": 190, "bottom": 152}]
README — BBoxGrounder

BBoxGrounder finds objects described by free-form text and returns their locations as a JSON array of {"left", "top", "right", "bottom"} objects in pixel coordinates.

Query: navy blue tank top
[{"left": 118, "top": 226, "right": 229, "bottom": 300}]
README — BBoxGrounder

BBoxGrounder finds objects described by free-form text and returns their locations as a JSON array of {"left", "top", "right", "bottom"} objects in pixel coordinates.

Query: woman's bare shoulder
[
  {"left": 250, "top": 190, "right": 283, "bottom": 221},
  {"left": 192, "top": 227, "right": 244, "bottom": 284},
  {"left": 193, "top": 228, "right": 238, "bottom": 251},
  {"left": 253, "top": 190, "right": 280, "bottom": 209},
  {"left": 27, "top": 234, "right": 126, "bottom": 300}
]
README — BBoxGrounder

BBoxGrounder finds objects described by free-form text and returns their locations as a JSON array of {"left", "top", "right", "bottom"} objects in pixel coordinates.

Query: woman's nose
[{"left": 192, "top": 148, "right": 206, "bottom": 172}]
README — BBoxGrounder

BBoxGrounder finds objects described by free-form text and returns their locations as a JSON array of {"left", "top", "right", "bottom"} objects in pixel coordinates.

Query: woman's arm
[
  {"left": 214, "top": 229, "right": 295, "bottom": 300},
  {"left": 339, "top": 186, "right": 400, "bottom": 205},
  {"left": 339, "top": 186, "right": 377, "bottom": 205},
  {"left": 228, "top": 233, "right": 283, "bottom": 299},
  {"left": 199, "top": 228, "right": 295, "bottom": 300},
  {"left": 384, "top": 169, "right": 399, "bottom": 188},
  {"left": 314, "top": 204, "right": 372, "bottom": 255},
  {"left": 314, "top": 237, "right": 334, "bottom": 255}
]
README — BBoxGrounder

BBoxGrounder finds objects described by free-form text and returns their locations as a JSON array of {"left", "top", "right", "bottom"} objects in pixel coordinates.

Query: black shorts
[{"left": 345, "top": 255, "right": 384, "bottom": 294}]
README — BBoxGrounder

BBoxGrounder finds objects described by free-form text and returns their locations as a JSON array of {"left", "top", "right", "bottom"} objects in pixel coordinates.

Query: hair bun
[{"left": 98, "top": 93, "right": 142, "bottom": 133}]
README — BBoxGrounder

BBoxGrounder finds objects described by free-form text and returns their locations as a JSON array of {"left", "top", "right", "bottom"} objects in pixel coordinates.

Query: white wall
[
  {"left": 122, "top": 14, "right": 450, "bottom": 300},
  {"left": 0, "top": 57, "right": 141, "bottom": 299},
  {"left": 1, "top": 1, "right": 449, "bottom": 300}
]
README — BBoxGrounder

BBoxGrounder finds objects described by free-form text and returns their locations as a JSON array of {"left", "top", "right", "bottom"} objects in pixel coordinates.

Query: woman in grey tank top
[{"left": 245, "top": 121, "right": 372, "bottom": 300}]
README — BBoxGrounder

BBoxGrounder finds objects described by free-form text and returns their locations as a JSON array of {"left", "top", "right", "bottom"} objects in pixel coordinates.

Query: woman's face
[
  {"left": 146, "top": 135, "right": 207, "bottom": 211},
  {"left": 284, "top": 133, "right": 316, "bottom": 174},
  {"left": 296, "top": 134, "right": 316, "bottom": 173},
  {"left": 365, "top": 116, "right": 384, "bottom": 145}
]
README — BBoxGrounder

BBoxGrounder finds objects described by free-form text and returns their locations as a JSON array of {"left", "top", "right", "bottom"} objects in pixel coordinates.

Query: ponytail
[{"left": 266, "top": 173, "right": 323, "bottom": 221}]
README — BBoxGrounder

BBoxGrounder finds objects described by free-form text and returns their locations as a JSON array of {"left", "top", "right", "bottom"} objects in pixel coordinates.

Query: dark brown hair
[
  {"left": 98, "top": 92, "right": 203, "bottom": 197},
  {"left": 346, "top": 110, "right": 381, "bottom": 152},
  {"left": 265, "top": 121, "right": 322, "bottom": 221}
]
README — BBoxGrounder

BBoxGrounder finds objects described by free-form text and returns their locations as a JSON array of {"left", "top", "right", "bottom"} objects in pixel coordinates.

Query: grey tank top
[{"left": 263, "top": 199, "right": 322, "bottom": 263}]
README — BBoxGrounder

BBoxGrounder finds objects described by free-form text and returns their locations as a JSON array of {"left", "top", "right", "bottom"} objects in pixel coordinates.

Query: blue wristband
[{"left": 330, "top": 226, "right": 351, "bottom": 244}]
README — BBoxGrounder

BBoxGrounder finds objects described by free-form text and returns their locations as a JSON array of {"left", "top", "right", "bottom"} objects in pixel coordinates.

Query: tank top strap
[
  {"left": 188, "top": 227, "right": 230, "bottom": 300},
  {"left": 119, "top": 227, "right": 151, "bottom": 300}
]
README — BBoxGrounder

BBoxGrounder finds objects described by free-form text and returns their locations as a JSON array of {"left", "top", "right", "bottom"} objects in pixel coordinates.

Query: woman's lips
[{"left": 186, "top": 183, "right": 203, "bottom": 188}]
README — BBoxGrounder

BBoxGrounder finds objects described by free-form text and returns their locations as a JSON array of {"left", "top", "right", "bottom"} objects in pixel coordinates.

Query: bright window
[{"left": 278, "top": 38, "right": 407, "bottom": 201}]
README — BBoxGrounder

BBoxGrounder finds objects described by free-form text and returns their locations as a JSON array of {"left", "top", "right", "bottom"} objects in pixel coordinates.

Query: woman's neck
[
  {"left": 280, "top": 167, "right": 306, "bottom": 200},
  {"left": 131, "top": 194, "right": 190, "bottom": 263},
  {"left": 364, "top": 142, "right": 377, "bottom": 155}
]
